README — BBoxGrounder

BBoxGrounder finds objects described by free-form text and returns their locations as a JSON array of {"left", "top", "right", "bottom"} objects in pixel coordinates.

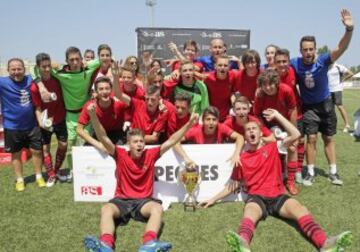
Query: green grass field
[{"left": 0, "top": 89, "right": 359, "bottom": 252}]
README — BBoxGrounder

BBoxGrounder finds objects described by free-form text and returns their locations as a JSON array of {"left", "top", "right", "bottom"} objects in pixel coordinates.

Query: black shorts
[
  {"left": 109, "top": 198, "right": 162, "bottom": 226},
  {"left": 246, "top": 194, "right": 290, "bottom": 220},
  {"left": 303, "top": 97, "right": 337, "bottom": 136},
  {"left": 41, "top": 120, "right": 68, "bottom": 145},
  {"left": 4, "top": 127, "right": 42, "bottom": 153},
  {"left": 87, "top": 130, "right": 126, "bottom": 145},
  {"left": 331, "top": 91, "right": 343, "bottom": 106}
]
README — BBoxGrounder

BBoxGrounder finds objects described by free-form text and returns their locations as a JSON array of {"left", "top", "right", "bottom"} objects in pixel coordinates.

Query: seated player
[
  {"left": 83, "top": 103, "right": 199, "bottom": 252},
  {"left": 199, "top": 109, "right": 352, "bottom": 252},
  {"left": 31, "top": 53, "right": 68, "bottom": 187},
  {"left": 77, "top": 76, "right": 127, "bottom": 149},
  {"left": 224, "top": 96, "right": 275, "bottom": 143},
  {"left": 254, "top": 69, "right": 299, "bottom": 194}
]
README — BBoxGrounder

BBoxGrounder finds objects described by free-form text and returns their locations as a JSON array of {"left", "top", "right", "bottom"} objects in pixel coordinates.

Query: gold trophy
[{"left": 180, "top": 167, "right": 200, "bottom": 212}]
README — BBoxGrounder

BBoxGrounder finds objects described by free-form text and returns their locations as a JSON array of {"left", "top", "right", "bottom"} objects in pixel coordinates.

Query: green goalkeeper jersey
[{"left": 51, "top": 59, "right": 100, "bottom": 111}]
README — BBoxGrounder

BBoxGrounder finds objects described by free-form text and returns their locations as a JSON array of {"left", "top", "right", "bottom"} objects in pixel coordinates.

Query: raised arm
[
  {"left": 263, "top": 109, "right": 300, "bottom": 148},
  {"left": 160, "top": 113, "right": 199, "bottom": 156},
  {"left": 111, "top": 61, "right": 131, "bottom": 106},
  {"left": 76, "top": 123, "right": 107, "bottom": 153},
  {"left": 88, "top": 103, "right": 116, "bottom": 155},
  {"left": 331, "top": 9, "right": 354, "bottom": 62},
  {"left": 168, "top": 42, "right": 187, "bottom": 62}
]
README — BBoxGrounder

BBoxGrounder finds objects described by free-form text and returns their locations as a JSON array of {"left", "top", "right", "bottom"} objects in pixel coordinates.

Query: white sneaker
[
  {"left": 343, "top": 125, "right": 351, "bottom": 133},
  {"left": 46, "top": 176, "right": 56, "bottom": 187},
  {"left": 56, "top": 172, "right": 67, "bottom": 182},
  {"left": 66, "top": 170, "right": 73, "bottom": 183}
]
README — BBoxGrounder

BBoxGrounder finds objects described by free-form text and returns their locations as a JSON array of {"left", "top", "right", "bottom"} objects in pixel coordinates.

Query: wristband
[{"left": 346, "top": 26, "right": 354, "bottom": 32}]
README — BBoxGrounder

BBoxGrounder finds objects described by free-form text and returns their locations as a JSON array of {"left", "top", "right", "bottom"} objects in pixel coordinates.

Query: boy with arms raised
[
  {"left": 83, "top": 103, "right": 198, "bottom": 252},
  {"left": 199, "top": 109, "right": 352, "bottom": 252}
]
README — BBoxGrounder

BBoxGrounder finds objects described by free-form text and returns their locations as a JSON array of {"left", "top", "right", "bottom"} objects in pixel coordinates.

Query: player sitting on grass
[
  {"left": 199, "top": 109, "right": 352, "bottom": 252},
  {"left": 83, "top": 101, "right": 198, "bottom": 252}
]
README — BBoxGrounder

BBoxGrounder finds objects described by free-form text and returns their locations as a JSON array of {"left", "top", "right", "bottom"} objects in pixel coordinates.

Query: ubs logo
[
  {"left": 142, "top": 31, "right": 165, "bottom": 37},
  {"left": 200, "top": 32, "right": 222, "bottom": 38}
]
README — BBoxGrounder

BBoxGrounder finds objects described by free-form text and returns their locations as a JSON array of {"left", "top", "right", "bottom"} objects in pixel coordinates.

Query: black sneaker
[
  {"left": 328, "top": 173, "right": 343, "bottom": 186},
  {"left": 302, "top": 173, "right": 315, "bottom": 186}
]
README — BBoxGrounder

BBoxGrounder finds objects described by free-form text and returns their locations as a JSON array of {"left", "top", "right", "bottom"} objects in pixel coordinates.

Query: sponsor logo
[
  {"left": 200, "top": 32, "right": 222, "bottom": 38},
  {"left": 142, "top": 31, "right": 165, "bottom": 37},
  {"left": 81, "top": 186, "right": 103, "bottom": 196}
]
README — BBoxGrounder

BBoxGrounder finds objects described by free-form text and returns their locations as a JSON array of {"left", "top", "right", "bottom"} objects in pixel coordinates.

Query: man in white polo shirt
[{"left": 327, "top": 62, "right": 353, "bottom": 132}]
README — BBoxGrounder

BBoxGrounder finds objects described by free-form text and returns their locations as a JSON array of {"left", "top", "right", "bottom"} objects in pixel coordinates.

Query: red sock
[
  {"left": 43, "top": 154, "right": 55, "bottom": 177},
  {"left": 237, "top": 218, "right": 255, "bottom": 244},
  {"left": 143, "top": 230, "right": 157, "bottom": 244},
  {"left": 287, "top": 161, "right": 297, "bottom": 184},
  {"left": 297, "top": 214, "right": 327, "bottom": 248},
  {"left": 100, "top": 233, "right": 115, "bottom": 249},
  {"left": 54, "top": 147, "right": 67, "bottom": 172},
  {"left": 297, "top": 142, "right": 305, "bottom": 173}
]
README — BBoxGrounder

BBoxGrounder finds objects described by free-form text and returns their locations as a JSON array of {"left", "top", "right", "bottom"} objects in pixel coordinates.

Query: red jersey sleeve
[
  {"left": 219, "top": 123, "right": 234, "bottom": 141},
  {"left": 78, "top": 102, "right": 91, "bottom": 126},
  {"left": 30, "top": 82, "right": 42, "bottom": 108}
]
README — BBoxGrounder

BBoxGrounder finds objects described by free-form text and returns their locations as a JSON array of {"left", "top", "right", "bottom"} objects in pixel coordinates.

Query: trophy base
[{"left": 184, "top": 202, "right": 197, "bottom": 212}]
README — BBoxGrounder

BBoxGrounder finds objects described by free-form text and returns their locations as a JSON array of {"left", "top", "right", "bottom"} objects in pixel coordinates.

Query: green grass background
[{"left": 0, "top": 89, "right": 359, "bottom": 252}]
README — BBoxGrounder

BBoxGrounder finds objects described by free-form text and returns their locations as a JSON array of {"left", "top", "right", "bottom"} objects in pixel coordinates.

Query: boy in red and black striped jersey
[
  {"left": 31, "top": 53, "right": 68, "bottom": 187},
  {"left": 83, "top": 102, "right": 199, "bottom": 252},
  {"left": 275, "top": 48, "right": 305, "bottom": 185},
  {"left": 199, "top": 109, "right": 352, "bottom": 252},
  {"left": 254, "top": 69, "right": 299, "bottom": 195}
]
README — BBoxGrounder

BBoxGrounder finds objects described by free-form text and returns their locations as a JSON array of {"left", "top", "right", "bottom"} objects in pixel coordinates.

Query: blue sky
[{"left": 1, "top": 0, "right": 359, "bottom": 67}]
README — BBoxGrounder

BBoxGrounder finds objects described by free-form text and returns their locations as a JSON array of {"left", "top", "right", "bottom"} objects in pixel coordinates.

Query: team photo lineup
[{"left": 0, "top": 7, "right": 358, "bottom": 252}]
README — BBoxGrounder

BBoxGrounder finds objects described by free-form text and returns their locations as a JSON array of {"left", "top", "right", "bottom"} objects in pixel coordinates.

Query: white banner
[{"left": 73, "top": 145, "right": 243, "bottom": 208}]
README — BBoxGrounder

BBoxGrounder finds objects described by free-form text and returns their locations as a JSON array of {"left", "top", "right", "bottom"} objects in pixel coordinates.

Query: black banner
[{"left": 136, "top": 27, "right": 250, "bottom": 72}]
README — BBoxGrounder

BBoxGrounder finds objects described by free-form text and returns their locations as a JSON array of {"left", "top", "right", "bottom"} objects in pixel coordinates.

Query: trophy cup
[{"left": 180, "top": 167, "right": 200, "bottom": 212}]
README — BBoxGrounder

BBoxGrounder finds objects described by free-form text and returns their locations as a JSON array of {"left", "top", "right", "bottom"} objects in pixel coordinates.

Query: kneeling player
[
  {"left": 84, "top": 102, "right": 198, "bottom": 252},
  {"left": 199, "top": 109, "right": 352, "bottom": 252}
]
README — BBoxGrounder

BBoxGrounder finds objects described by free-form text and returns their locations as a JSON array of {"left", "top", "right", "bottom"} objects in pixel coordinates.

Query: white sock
[
  {"left": 329, "top": 164, "right": 337, "bottom": 175},
  {"left": 35, "top": 173, "right": 43, "bottom": 179},
  {"left": 16, "top": 177, "right": 24, "bottom": 183},
  {"left": 307, "top": 164, "right": 315, "bottom": 176}
]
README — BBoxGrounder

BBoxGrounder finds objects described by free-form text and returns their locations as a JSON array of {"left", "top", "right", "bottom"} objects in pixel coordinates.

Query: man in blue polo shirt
[
  {"left": 197, "top": 38, "right": 239, "bottom": 72},
  {"left": 0, "top": 58, "right": 45, "bottom": 192},
  {"left": 291, "top": 9, "right": 354, "bottom": 186}
]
